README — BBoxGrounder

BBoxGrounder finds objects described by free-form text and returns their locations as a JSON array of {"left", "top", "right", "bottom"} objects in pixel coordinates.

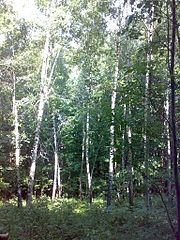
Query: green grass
[{"left": 0, "top": 197, "right": 174, "bottom": 240}]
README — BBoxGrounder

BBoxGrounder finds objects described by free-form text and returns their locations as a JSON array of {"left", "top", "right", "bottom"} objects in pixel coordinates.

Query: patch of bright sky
[
  {"left": 106, "top": 0, "right": 133, "bottom": 32},
  {"left": 0, "top": 0, "right": 134, "bottom": 54},
  {"left": 9, "top": 0, "right": 132, "bottom": 28},
  {"left": 8, "top": 0, "right": 40, "bottom": 21},
  {"left": 2, "top": 0, "right": 133, "bottom": 74},
  {"left": 6, "top": 0, "right": 47, "bottom": 42}
]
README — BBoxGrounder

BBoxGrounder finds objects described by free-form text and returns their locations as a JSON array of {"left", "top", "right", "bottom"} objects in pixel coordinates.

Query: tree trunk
[
  {"left": 144, "top": 13, "right": 153, "bottom": 209},
  {"left": 121, "top": 104, "right": 127, "bottom": 200},
  {"left": 79, "top": 121, "right": 85, "bottom": 200},
  {"left": 127, "top": 105, "right": 133, "bottom": 208},
  {"left": 57, "top": 161, "right": 61, "bottom": 197},
  {"left": 27, "top": 92, "right": 46, "bottom": 207},
  {"left": 85, "top": 109, "right": 92, "bottom": 204},
  {"left": 27, "top": 0, "right": 56, "bottom": 207},
  {"left": 122, "top": 105, "right": 126, "bottom": 173},
  {"left": 165, "top": 0, "right": 173, "bottom": 208},
  {"left": 12, "top": 70, "right": 22, "bottom": 208},
  {"left": 164, "top": 84, "right": 173, "bottom": 206},
  {"left": 107, "top": 34, "right": 119, "bottom": 209},
  {"left": 52, "top": 114, "right": 60, "bottom": 201},
  {"left": 169, "top": 1, "right": 180, "bottom": 238}
]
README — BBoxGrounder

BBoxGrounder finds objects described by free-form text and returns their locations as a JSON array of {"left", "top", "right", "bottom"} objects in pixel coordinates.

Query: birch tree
[
  {"left": 144, "top": 10, "right": 154, "bottom": 209},
  {"left": 165, "top": 0, "right": 173, "bottom": 207},
  {"left": 27, "top": 0, "right": 58, "bottom": 207},
  {"left": 52, "top": 114, "right": 61, "bottom": 200},
  {"left": 12, "top": 69, "right": 22, "bottom": 208},
  {"left": 107, "top": 4, "right": 122, "bottom": 208},
  {"left": 85, "top": 108, "right": 92, "bottom": 204},
  {"left": 107, "top": 34, "right": 120, "bottom": 208},
  {"left": 165, "top": 80, "right": 172, "bottom": 206},
  {"left": 79, "top": 120, "right": 85, "bottom": 200}
]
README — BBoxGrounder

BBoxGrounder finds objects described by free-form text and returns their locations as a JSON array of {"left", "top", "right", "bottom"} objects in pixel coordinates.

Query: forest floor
[{"left": 0, "top": 197, "right": 175, "bottom": 240}]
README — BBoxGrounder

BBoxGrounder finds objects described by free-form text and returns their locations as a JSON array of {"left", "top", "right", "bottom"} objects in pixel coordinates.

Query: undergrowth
[{"left": 0, "top": 197, "right": 174, "bottom": 240}]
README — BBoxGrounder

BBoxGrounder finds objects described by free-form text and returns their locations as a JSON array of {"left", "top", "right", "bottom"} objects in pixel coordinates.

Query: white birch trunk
[
  {"left": 79, "top": 121, "right": 85, "bottom": 200},
  {"left": 165, "top": 86, "right": 173, "bottom": 206},
  {"left": 144, "top": 15, "right": 153, "bottom": 209},
  {"left": 12, "top": 71, "right": 22, "bottom": 207},
  {"left": 27, "top": 0, "right": 57, "bottom": 207},
  {"left": 107, "top": 2, "right": 123, "bottom": 208},
  {"left": 85, "top": 109, "right": 92, "bottom": 203},
  {"left": 144, "top": 62, "right": 150, "bottom": 208},
  {"left": 27, "top": 92, "right": 46, "bottom": 206},
  {"left": 107, "top": 44, "right": 119, "bottom": 208},
  {"left": 57, "top": 161, "right": 61, "bottom": 197},
  {"left": 52, "top": 114, "right": 59, "bottom": 201}
]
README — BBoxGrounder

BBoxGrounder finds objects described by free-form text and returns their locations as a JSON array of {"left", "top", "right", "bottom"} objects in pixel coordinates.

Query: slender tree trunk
[
  {"left": 127, "top": 105, "right": 133, "bottom": 208},
  {"left": 169, "top": 1, "right": 180, "bottom": 239},
  {"left": 144, "top": 14, "right": 153, "bottom": 209},
  {"left": 27, "top": 0, "right": 56, "bottom": 207},
  {"left": 144, "top": 74, "right": 150, "bottom": 210},
  {"left": 27, "top": 92, "right": 46, "bottom": 206},
  {"left": 52, "top": 114, "right": 60, "bottom": 201},
  {"left": 164, "top": 85, "right": 173, "bottom": 206},
  {"left": 85, "top": 109, "right": 92, "bottom": 204},
  {"left": 165, "top": 1, "right": 173, "bottom": 207},
  {"left": 122, "top": 105, "right": 127, "bottom": 171},
  {"left": 12, "top": 70, "right": 22, "bottom": 208},
  {"left": 79, "top": 121, "right": 85, "bottom": 200},
  {"left": 121, "top": 104, "right": 127, "bottom": 200},
  {"left": 107, "top": 34, "right": 119, "bottom": 208},
  {"left": 57, "top": 161, "right": 61, "bottom": 197}
]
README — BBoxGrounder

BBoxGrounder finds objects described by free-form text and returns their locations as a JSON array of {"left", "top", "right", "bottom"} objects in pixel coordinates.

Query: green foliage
[
  {"left": 0, "top": 198, "right": 173, "bottom": 240},
  {"left": 0, "top": 2, "right": 179, "bottom": 237}
]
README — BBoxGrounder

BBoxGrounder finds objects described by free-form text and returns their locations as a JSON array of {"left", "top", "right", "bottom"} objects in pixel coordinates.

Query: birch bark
[
  {"left": 57, "top": 161, "right": 61, "bottom": 198},
  {"left": 107, "top": 35, "right": 119, "bottom": 208},
  {"left": 165, "top": 85, "right": 173, "bottom": 206},
  {"left": 144, "top": 13, "right": 153, "bottom": 209},
  {"left": 27, "top": 0, "right": 57, "bottom": 207},
  {"left": 85, "top": 109, "right": 92, "bottom": 204},
  {"left": 12, "top": 70, "right": 22, "bottom": 208},
  {"left": 166, "top": 1, "right": 173, "bottom": 207},
  {"left": 52, "top": 114, "right": 60, "bottom": 200},
  {"left": 79, "top": 121, "right": 85, "bottom": 200}
]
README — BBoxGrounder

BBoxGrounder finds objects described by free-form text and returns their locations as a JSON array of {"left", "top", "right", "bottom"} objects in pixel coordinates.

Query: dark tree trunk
[{"left": 170, "top": 0, "right": 180, "bottom": 239}]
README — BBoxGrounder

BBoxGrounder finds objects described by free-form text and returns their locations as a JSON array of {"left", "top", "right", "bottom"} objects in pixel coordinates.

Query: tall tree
[
  {"left": 127, "top": 104, "right": 133, "bottom": 207},
  {"left": 85, "top": 108, "right": 92, "bottom": 204},
  {"left": 144, "top": 12, "right": 153, "bottom": 209},
  {"left": 169, "top": 0, "right": 180, "bottom": 238},
  {"left": 52, "top": 114, "right": 61, "bottom": 200},
  {"left": 12, "top": 69, "right": 22, "bottom": 207},
  {"left": 107, "top": 2, "right": 122, "bottom": 208},
  {"left": 107, "top": 34, "right": 120, "bottom": 208},
  {"left": 79, "top": 120, "right": 85, "bottom": 200},
  {"left": 27, "top": 0, "right": 58, "bottom": 207}
]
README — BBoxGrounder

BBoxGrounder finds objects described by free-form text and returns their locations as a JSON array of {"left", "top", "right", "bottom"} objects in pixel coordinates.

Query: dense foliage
[
  {"left": 0, "top": 0, "right": 179, "bottom": 239},
  {"left": 0, "top": 198, "right": 174, "bottom": 240}
]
